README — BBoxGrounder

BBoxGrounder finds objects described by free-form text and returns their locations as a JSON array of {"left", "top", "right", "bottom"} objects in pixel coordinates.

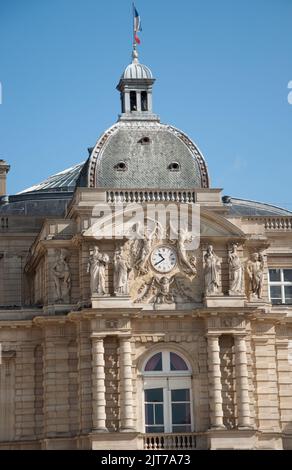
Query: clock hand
[{"left": 154, "top": 257, "right": 165, "bottom": 266}]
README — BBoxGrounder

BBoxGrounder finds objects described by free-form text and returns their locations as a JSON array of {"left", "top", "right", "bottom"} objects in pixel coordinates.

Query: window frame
[
  {"left": 268, "top": 268, "right": 292, "bottom": 305},
  {"left": 142, "top": 351, "right": 194, "bottom": 433}
]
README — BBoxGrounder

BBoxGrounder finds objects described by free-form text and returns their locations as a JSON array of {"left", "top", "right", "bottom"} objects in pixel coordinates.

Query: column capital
[
  {"left": 206, "top": 332, "right": 221, "bottom": 339},
  {"left": 91, "top": 334, "right": 106, "bottom": 341}
]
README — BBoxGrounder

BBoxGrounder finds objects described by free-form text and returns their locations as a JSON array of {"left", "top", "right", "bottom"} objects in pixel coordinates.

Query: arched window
[
  {"left": 141, "top": 91, "right": 148, "bottom": 111},
  {"left": 143, "top": 351, "right": 193, "bottom": 434},
  {"left": 130, "top": 91, "right": 137, "bottom": 111}
]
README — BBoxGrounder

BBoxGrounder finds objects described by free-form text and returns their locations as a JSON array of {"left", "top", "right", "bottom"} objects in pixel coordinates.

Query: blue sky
[{"left": 0, "top": 0, "right": 292, "bottom": 209}]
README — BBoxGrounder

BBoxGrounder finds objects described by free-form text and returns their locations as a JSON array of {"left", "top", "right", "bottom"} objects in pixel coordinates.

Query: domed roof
[
  {"left": 121, "top": 62, "right": 153, "bottom": 80},
  {"left": 85, "top": 121, "right": 209, "bottom": 190},
  {"left": 223, "top": 197, "right": 292, "bottom": 217},
  {"left": 17, "top": 162, "right": 84, "bottom": 194}
]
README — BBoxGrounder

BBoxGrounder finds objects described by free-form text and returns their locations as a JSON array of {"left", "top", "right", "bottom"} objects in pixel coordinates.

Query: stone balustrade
[
  {"left": 264, "top": 218, "right": 292, "bottom": 230},
  {"left": 143, "top": 433, "right": 197, "bottom": 450},
  {"left": 106, "top": 190, "right": 196, "bottom": 204}
]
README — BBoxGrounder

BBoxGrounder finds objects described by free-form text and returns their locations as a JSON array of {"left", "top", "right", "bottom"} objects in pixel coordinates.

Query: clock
[{"left": 150, "top": 245, "right": 177, "bottom": 273}]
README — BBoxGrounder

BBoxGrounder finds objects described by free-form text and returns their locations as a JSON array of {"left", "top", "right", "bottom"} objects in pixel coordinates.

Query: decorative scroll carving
[
  {"left": 134, "top": 274, "right": 193, "bottom": 305},
  {"left": 87, "top": 246, "right": 109, "bottom": 296},
  {"left": 52, "top": 249, "right": 71, "bottom": 303}
]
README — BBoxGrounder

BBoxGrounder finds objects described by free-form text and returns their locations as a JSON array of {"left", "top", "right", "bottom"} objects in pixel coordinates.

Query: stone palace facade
[{"left": 0, "top": 51, "right": 292, "bottom": 450}]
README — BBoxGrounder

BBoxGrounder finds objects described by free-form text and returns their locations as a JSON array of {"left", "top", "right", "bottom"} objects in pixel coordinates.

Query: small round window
[
  {"left": 138, "top": 137, "right": 151, "bottom": 145},
  {"left": 114, "top": 161, "right": 127, "bottom": 171},
  {"left": 168, "top": 162, "right": 180, "bottom": 172}
]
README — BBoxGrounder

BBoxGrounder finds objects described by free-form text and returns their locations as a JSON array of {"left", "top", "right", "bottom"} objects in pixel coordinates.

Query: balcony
[{"left": 143, "top": 433, "right": 198, "bottom": 450}]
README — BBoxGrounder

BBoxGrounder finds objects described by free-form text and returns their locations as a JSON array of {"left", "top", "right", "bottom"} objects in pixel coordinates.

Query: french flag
[{"left": 133, "top": 5, "right": 142, "bottom": 44}]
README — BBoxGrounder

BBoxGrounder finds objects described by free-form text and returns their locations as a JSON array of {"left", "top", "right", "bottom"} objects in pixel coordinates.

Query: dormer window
[
  {"left": 168, "top": 162, "right": 180, "bottom": 172},
  {"left": 114, "top": 161, "right": 127, "bottom": 171},
  {"left": 138, "top": 137, "right": 151, "bottom": 145}
]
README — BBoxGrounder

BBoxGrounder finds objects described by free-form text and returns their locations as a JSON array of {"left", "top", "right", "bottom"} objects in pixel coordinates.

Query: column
[
  {"left": 147, "top": 90, "right": 153, "bottom": 113},
  {"left": 124, "top": 91, "right": 130, "bottom": 113},
  {"left": 234, "top": 335, "right": 252, "bottom": 429},
  {"left": 136, "top": 92, "right": 142, "bottom": 112},
  {"left": 207, "top": 334, "right": 225, "bottom": 429},
  {"left": 119, "top": 337, "right": 135, "bottom": 431},
  {"left": 91, "top": 335, "right": 108, "bottom": 432}
]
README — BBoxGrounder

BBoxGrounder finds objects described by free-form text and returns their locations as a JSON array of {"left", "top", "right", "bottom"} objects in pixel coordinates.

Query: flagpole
[
  {"left": 132, "top": 2, "right": 138, "bottom": 62},
  {"left": 132, "top": 3, "right": 136, "bottom": 58}
]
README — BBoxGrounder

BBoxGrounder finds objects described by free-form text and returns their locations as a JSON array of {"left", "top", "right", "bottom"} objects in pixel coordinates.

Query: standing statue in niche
[
  {"left": 114, "top": 248, "right": 131, "bottom": 295},
  {"left": 228, "top": 243, "right": 243, "bottom": 295},
  {"left": 52, "top": 249, "right": 71, "bottom": 303},
  {"left": 204, "top": 245, "right": 221, "bottom": 296},
  {"left": 246, "top": 252, "right": 264, "bottom": 299},
  {"left": 87, "top": 246, "right": 109, "bottom": 296}
]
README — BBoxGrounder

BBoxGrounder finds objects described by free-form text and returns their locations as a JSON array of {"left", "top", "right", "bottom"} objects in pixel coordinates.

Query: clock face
[{"left": 150, "top": 246, "right": 177, "bottom": 273}]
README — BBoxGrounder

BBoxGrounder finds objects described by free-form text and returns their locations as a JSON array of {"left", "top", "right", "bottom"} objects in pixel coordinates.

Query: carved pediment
[{"left": 200, "top": 210, "right": 246, "bottom": 239}]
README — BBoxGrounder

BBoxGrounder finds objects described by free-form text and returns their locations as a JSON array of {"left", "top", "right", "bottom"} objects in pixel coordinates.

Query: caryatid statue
[
  {"left": 246, "top": 252, "right": 264, "bottom": 299},
  {"left": 204, "top": 245, "right": 221, "bottom": 296},
  {"left": 228, "top": 243, "right": 243, "bottom": 295},
  {"left": 87, "top": 246, "right": 109, "bottom": 296},
  {"left": 114, "top": 248, "right": 131, "bottom": 295},
  {"left": 52, "top": 249, "right": 71, "bottom": 303}
]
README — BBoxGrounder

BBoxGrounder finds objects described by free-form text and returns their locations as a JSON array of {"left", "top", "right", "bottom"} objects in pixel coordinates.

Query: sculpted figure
[
  {"left": 114, "top": 249, "right": 131, "bottom": 295},
  {"left": 177, "top": 228, "right": 197, "bottom": 276},
  {"left": 135, "top": 222, "right": 160, "bottom": 274},
  {"left": 87, "top": 246, "right": 109, "bottom": 295},
  {"left": 246, "top": 252, "right": 264, "bottom": 299},
  {"left": 228, "top": 243, "right": 243, "bottom": 294},
  {"left": 204, "top": 245, "right": 221, "bottom": 295},
  {"left": 154, "top": 276, "right": 175, "bottom": 304},
  {"left": 52, "top": 249, "right": 71, "bottom": 302}
]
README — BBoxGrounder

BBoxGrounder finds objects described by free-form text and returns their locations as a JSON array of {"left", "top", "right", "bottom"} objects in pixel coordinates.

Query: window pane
[
  {"left": 172, "top": 425, "right": 192, "bottom": 433},
  {"left": 145, "top": 426, "right": 164, "bottom": 433},
  {"left": 172, "top": 403, "right": 191, "bottom": 425},
  {"left": 285, "top": 286, "right": 292, "bottom": 304},
  {"left": 145, "top": 353, "right": 162, "bottom": 371},
  {"left": 170, "top": 352, "right": 188, "bottom": 371},
  {"left": 145, "top": 388, "right": 163, "bottom": 403},
  {"left": 145, "top": 404, "right": 154, "bottom": 425},
  {"left": 284, "top": 270, "right": 292, "bottom": 282},
  {"left": 154, "top": 404, "right": 164, "bottom": 425},
  {"left": 171, "top": 389, "right": 190, "bottom": 402},
  {"left": 270, "top": 286, "right": 282, "bottom": 300},
  {"left": 269, "top": 269, "right": 281, "bottom": 282}
]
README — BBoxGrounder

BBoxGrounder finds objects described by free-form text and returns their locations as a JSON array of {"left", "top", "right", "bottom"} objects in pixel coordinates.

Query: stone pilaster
[
  {"left": 207, "top": 334, "right": 225, "bottom": 429},
  {"left": 15, "top": 343, "right": 35, "bottom": 440},
  {"left": 119, "top": 337, "right": 135, "bottom": 431},
  {"left": 91, "top": 335, "right": 107, "bottom": 432},
  {"left": 234, "top": 335, "right": 252, "bottom": 429}
]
